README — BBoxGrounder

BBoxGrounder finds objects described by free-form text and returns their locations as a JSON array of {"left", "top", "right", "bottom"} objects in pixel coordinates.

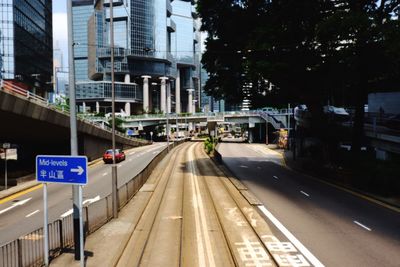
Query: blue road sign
[{"left": 36, "top": 155, "right": 88, "bottom": 185}]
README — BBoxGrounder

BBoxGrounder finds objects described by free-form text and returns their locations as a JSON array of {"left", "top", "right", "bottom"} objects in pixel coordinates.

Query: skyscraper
[
  {"left": 0, "top": 0, "right": 53, "bottom": 96},
  {"left": 71, "top": 0, "right": 201, "bottom": 115}
]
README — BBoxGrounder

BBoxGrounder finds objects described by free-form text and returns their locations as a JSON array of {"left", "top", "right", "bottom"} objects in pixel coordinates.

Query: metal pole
[
  {"left": 266, "top": 113, "right": 269, "bottom": 145},
  {"left": 287, "top": 103, "right": 291, "bottom": 145},
  {"left": 176, "top": 114, "right": 178, "bottom": 139},
  {"left": 67, "top": 0, "right": 81, "bottom": 259},
  {"left": 110, "top": 0, "right": 118, "bottom": 219},
  {"left": 4, "top": 149, "right": 7, "bottom": 190},
  {"left": 43, "top": 183, "right": 49, "bottom": 267},
  {"left": 166, "top": 113, "right": 170, "bottom": 152},
  {"left": 79, "top": 186, "right": 84, "bottom": 267}
]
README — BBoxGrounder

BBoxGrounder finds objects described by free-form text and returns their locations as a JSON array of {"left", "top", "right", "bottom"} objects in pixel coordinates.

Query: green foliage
[
  {"left": 108, "top": 117, "right": 125, "bottom": 133},
  {"left": 198, "top": 0, "right": 400, "bottom": 151},
  {"left": 204, "top": 136, "right": 218, "bottom": 154}
]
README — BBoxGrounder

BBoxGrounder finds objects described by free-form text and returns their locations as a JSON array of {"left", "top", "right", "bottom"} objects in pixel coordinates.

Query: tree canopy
[
  {"left": 198, "top": 0, "right": 400, "bottom": 109},
  {"left": 198, "top": 0, "right": 400, "bottom": 150}
]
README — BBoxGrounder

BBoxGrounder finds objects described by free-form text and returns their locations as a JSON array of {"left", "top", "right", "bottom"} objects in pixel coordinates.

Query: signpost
[
  {"left": 36, "top": 155, "right": 88, "bottom": 267},
  {"left": 2, "top": 143, "right": 10, "bottom": 190}
]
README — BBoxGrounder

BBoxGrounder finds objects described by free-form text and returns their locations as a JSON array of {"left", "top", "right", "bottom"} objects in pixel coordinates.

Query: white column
[
  {"left": 82, "top": 102, "right": 86, "bottom": 113},
  {"left": 124, "top": 74, "right": 130, "bottom": 84},
  {"left": 160, "top": 77, "right": 168, "bottom": 113},
  {"left": 96, "top": 101, "right": 100, "bottom": 113},
  {"left": 187, "top": 89, "right": 194, "bottom": 113},
  {"left": 141, "top": 75, "right": 151, "bottom": 113},
  {"left": 175, "top": 70, "right": 181, "bottom": 114},
  {"left": 125, "top": 102, "right": 131, "bottom": 116},
  {"left": 192, "top": 99, "right": 197, "bottom": 115},
  {"left": 167, "top": 82, "right": 171, "bottom": 113}
]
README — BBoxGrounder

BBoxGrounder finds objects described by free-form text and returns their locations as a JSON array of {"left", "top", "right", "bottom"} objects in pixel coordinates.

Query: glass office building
[
  {"left": 0, "top": 0, "right": 53, "bottom": 96},
  {"left": 72, "top": 0, "right": 201, "bottom": 115}
]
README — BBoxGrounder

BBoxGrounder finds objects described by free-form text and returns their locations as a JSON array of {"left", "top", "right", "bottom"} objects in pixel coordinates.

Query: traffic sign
[{"left": 36, "top": 155, "right": 88, "bottom": 185}]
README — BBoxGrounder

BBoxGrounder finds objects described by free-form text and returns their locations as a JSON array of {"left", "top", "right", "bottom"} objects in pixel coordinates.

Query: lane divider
[
  {"left": 258, "top": 205, "right": 325, "bottom": 267},
  {"left": 26, "top": 209, "right": 40, "bottom": 218},
  {"left": 353, "top": 220, "right": 372, "bottom": 231},
  {"left": 300, "top": 191, "right": 310, "bottom": 197}
]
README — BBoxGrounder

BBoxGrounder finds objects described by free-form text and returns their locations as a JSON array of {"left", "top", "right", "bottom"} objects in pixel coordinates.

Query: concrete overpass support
[
  {"left": 142, "top": 75, "right": 151, "bottom": 113},
  {"left": 167, "top": 82, "right": 171, "bottom": 114},
  {"left": 125, "top": 102, "right": 131, "bottom": 116},
  {"left": 187, "top": 89, "right": 194, "bottom": 113},
  {"left": 175, "top": 70, "right": 181, "bottom": 113},
  {"left": 160, "top": 77, "right": 168, "bottom": 113}
]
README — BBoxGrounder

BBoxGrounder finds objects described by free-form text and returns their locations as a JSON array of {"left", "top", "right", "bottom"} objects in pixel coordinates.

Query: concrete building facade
[{"left": 71, "top": 0, "right": 201, "bottom": 115}]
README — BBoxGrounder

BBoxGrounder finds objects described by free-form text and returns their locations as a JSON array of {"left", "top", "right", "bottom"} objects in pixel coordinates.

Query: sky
[{"left": 53, "top": 1, "right": 68, "bottom": 68}]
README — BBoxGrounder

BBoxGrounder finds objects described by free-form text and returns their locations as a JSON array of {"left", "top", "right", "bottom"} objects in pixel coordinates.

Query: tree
[
  {"left": 317, "top": 0, "right": 400, "bottom": 152},
  {"left": 198, "top": 0, "right": 400, "bottom": 154}
]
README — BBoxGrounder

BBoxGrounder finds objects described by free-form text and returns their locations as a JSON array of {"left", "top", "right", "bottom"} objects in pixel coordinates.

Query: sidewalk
[{"left": 50, "top": 148, "right": 169, "bottom": 267}]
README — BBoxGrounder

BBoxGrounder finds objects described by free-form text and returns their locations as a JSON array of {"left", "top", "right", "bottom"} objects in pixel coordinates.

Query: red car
[{"left": 103, "top": 149, "right": 126, "bottom": 163}]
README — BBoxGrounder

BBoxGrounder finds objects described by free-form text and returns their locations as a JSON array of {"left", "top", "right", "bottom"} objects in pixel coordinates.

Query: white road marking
[
  {"left": 128, "top": 151, "right": 136, "bottom": 155},
  {"left": 152, "top": 151, "right": 158, "bottom": 154},
  {"left": 258, "top": 205, "right": 324, "bottom": 267},
  {"left": 240, "top": 165, "right": 248, "bottom": 168},
  {"left": 60, "top": 209, "right": 73, "bottom": 218},
  {"left": 0, "top": 198, "right": 32, "bottom": 215},
  {"left": 117, "top": 164, "right": 122, "bottom": 168},
  {"left": 128, "top": 159, "right": 132, "bottom": 162},
  {"left": 188, "top": 145, "right": 216, "bottom": 267},
  {"left": 102, "top": 172, "right": 108, "bottom": 176},
  {"left": 354, "top": 221, "right": 372, "bottom": 231},
  {"left": 83, "top": 195, "right": 100, "bottom": 205},
  {"left": 26, "top": 209, "right": 40, "bottom": 218},
  {"left": 273, "top": 176, "right": 279, "bottom": 180},
  {"left": 300, "top": 191, "right": 310, "bottom": 197}
]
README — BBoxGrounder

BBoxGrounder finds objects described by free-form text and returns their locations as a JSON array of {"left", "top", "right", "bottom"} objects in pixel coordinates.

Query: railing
[
  {"left": 0, "top": 141, "right": 185, "bottom": 267},
  {"left": 0, "top": 81, "right": 147, "bottom": 145}
]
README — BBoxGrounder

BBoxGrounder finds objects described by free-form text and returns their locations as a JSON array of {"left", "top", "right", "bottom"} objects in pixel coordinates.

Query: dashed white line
[
  {"left": 26, "top": 209, "right": 40, "bottom": 218},
  {"left": 273, "top": 176, "right": 279, "bottom": 180},
  {"left": 128, "top": 159, "right": 132, "bottom": 162},
  {"left": 240, "top": 165, "right": 248, "bottom": 168},
  {"left": 300, "top": 191, "right": 310, "bottom": 197},
  {"left": 102, "top": 172, "right": 108, "bottom": 176},
  {"left": 354, "top": 221, "right": 372, "bottom": 231},
  {"left": 128, "top": 151, "right": 136, "bottom": 155},
  {"left": 258, "top": 205, "right": 324, "bottom": 267}
]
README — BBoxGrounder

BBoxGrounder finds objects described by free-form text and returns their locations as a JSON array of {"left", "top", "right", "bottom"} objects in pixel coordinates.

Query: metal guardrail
[
  {"left": 0, "top": 81, "right": 148, "bottom": 145},
  {"left": 0, "top": 141, "right": 184, "bottom": 267}
]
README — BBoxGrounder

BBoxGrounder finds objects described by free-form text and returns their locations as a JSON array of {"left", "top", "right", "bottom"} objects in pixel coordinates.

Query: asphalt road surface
[
  {"left": 0, "top": 142, "right": 167, "bottom": 245},
  {"left": 218, "top": 143, "right": 400, "bottom": 267}
]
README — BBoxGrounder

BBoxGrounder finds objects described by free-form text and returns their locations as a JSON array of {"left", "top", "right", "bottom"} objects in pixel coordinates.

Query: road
[
  {"left": 0, "top": 142, "right": 167, "bottom": 245},
  {"left": 218, "top": 143, "right": 400, "bottom": 267},
  {"left": 115, "top": 142, "right": 320, "bottom": 267}
]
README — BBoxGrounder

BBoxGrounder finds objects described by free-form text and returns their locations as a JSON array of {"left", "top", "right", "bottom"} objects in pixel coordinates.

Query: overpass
[
  {"left": 83, "top": 110, "right": 292, "bottom": 135},
  {"left": 0, "top": 81, "right": 150, "bottom": 185}
]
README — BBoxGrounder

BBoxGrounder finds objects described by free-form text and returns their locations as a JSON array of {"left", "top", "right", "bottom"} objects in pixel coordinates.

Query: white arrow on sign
[
  {"left": 0, "top": 198, "right": 32, "bottom": 215},
  {"left": 71, "top": 166, "right": 84, "bottom": 175}
]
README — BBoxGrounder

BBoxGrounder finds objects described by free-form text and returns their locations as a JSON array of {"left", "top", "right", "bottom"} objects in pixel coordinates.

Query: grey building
[
  {"left": 71, "top": 0, "right": 201, "bottom": 115},
  {"left": 0, "top": 0, "right": 53, "bottom": 96}
]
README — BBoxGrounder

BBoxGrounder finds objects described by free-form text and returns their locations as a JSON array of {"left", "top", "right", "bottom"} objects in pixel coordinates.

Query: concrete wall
[{"left": 0, "top": 90, "right": 150, "bottom": 165}]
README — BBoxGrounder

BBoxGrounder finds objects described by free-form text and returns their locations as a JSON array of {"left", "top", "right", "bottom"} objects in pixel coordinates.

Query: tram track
[{"left": 115, "top": 142, "right": 315, "bottom": 267}]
